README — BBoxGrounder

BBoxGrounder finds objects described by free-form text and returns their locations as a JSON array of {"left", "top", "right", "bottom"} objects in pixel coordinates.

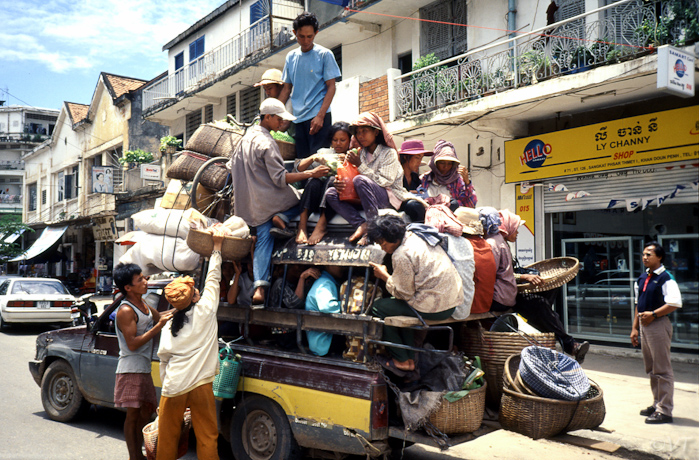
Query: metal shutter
[
  {"left": 544, "top": 161, "right": 699, "bottom": 212},
  {"left": 186, "top": 109, "right": 202, "bottom": 140},
  {"left": 554, "top": 0, "right": 585, "bottom": 43},
  {"left": 204, "top": 104, "right": 214, "bottom": 124},
  {"left": 227, "top": 94, "right": 237, "bottom": 120},
  {"left": 420, "top": 0, "right": 468, "bottom": 60},
  {"left": 240, "top": 86, "right": 260, "bottom": 124}
]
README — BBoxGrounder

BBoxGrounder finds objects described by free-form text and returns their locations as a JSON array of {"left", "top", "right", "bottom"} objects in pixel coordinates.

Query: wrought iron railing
[
  {"left": 395, "top": 0, "right": 698, "bottom": 118},
  {"left": 0, "top": 160, "right": 24, "bottom": 170},
  {"left": 0, "top": 194, "right": 21, "bottom": 204},
  {"left": 143, "top": 1, "right": 302, "bottom": 112}
]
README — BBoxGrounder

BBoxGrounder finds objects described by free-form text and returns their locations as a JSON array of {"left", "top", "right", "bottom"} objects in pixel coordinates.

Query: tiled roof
[
  {"left": 65, "top": 102, "right": 89, "bottom": 125},
  {"left": 103, "top": 73, "right": 147, "bottom": 99}
]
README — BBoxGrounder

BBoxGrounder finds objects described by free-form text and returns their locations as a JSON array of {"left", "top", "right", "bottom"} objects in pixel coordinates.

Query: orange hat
[{"left": 164, "top": 276, "right": 195, "bottom": 309}]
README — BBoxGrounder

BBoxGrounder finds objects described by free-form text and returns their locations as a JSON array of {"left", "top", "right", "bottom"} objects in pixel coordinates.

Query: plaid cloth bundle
[{"left": 519, "top": 346, "right": 590, "bottom": 401}]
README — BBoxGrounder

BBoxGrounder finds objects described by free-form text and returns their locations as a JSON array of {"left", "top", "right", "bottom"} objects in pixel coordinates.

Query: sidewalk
[{"left": 401, "top": 348, "right": 699, "bottom": 459}]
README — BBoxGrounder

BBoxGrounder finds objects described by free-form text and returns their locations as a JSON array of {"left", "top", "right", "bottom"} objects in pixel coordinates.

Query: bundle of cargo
[
  {"left": 186, "top": 215, "right": 253, "bottom": 261},
  {"left": 499, "top": 347, "right": 605, "bottom": 439}
]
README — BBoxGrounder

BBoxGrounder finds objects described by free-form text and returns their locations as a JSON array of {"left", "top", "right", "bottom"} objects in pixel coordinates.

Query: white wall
[{"left": 342, "top": 23, "right": 395, "bottom": 81}]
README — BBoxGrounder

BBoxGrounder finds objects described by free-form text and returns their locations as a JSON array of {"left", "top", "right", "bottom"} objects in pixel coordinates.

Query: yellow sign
[
  {"left": 515, "top": 187, "right": 536, "bottom": 266},
  {"left": 505, "top": 106, "right": 699, "bottom": 183}
]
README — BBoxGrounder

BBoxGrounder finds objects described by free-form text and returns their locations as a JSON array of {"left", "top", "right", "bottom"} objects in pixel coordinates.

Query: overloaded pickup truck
[{"left": 29, "top": 237, "right": 494, "bottom": 459}]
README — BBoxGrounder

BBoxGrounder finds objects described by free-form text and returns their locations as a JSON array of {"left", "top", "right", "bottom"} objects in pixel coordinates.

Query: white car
[{"left": 0, "top": 277, "right": 75, "bottom": 330}]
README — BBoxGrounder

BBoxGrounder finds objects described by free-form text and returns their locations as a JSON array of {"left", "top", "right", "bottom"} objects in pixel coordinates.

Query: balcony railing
[
  {"left": 0, "top": 194, "right": 21, "bottom": 204},
  {"left": 0, "top": 160, "right": 24, "bottom": 170},
  {"left": 144, "top": 1, "right": 303, "bottom": 112},
  {"left": 395, "top": 0, "right": 697, "bottom": 119}
]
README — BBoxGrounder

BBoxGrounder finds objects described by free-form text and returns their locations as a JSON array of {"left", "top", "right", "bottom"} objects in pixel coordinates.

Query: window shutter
[
  {"left": 420, "top": 0, "right": 452, "bottom": 60},
  {"left": 240, "top": 86, "right": 261, "bottom": 124},
  {"left": 555, "top": 0, "right": 585, "bottom": 42},
  {"left": 204, "top": 105, "right": 214, "bottom": 124},
  {"left": 227, "top": 94, "right": 238, "bottom": 120},
  {"left": 186, "top": 109, "right": 203, "bottom": 140}
]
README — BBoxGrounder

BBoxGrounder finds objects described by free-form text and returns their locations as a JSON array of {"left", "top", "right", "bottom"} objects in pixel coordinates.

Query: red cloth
[
  {"left": 424, "top": 204, "right": 463, "bottom": 236},
  {"left": 466, "top": 235, "right": 496, "bottom": 314},
  {"left": 114, "top": 373, "right": 157, "bottom": 413}
]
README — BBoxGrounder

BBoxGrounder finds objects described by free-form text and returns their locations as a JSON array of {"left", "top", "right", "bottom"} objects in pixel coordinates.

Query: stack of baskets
[
  {"left": 499, "top": 353, "right": 606, "bottom": 439},
  {"left": 428, "top": 382, "right": 487, "bottom": 435},
  {"left": 460, "top": 321, "right": 556, "bottom": 406},
  {"left": 167, "top": 120, "right": 244, "bottom": 190}
]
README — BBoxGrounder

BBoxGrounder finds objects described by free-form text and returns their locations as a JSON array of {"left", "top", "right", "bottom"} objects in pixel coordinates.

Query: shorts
[{"left": 114, "top": 373, "right": 157, "bottom": 412}]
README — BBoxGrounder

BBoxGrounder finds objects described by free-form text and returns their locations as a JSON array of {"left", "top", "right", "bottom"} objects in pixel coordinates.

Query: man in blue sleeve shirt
[
  {"left": 630, "top": 241, "right": 682, "bottom": 424},
  {"left": 279, "top": 11, "right": 341, "bottom": 159}
]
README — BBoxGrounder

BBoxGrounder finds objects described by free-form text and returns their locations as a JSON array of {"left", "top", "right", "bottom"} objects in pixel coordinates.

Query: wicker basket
[
  {"left": 276, "top": 139, "right": 296, "bottom": 161},
  {"left": 143, "top": 409, "right": 192, "bottom": 460},
  {"left": 499, "top": 380, "right": 605, "bottom": 439},
  {"left": 517, "top": 257, "right": 580, "bottom": 294},
  {"left": 428, "top": 382, "right": 487, "bottom": 435},
  {"left": 186, "top": 228, "right": 253, "bottom": 261},
  {"left": 166, "top": 151, "right": 229, "bottom": 191},
  {"left": 185, "top": 122, "right": 244, "bottom": 158},
  {"left": 459, "top": 321, "right": 556, "bottom": 406}
]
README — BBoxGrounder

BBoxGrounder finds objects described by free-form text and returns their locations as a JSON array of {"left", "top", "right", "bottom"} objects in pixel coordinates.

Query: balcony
[
  {"left": 0, "top": 160, "right": 24, "bottom": 171},
  {"left": 0, "top": 195, "right": 22, "bottom": 204},
  {"left": 143, "top": 0, "right": 304, "bottom": 114},
  {"left": 0, "top": 134, "right": 50, "bottom": 144},
  {"left": 393, "top": 0, "right": 698, "bottom": 120}
]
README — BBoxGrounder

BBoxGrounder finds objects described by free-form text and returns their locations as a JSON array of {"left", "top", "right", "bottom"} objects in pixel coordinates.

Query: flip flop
[{"left": 377, "top": 355, "right": 409, "bottom": 377}]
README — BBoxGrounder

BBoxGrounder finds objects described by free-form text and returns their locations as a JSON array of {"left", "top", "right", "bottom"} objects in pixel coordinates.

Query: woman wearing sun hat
[
  {"left": 397, "top": 139, "right": 431, "bottom": 222},
  {"left": 156, "top": 229, "right": 225, "bottom": 460},
  {"left": 419, "top": 140, "right": 477, "bottom": 210},
  {"left": 324, "top": 112, "right": 412, "bottom": 245}
]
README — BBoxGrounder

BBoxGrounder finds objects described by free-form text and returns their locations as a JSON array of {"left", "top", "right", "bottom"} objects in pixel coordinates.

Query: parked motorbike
[{"left": 71, "top": 293, "right": 98, "bottom": 327}]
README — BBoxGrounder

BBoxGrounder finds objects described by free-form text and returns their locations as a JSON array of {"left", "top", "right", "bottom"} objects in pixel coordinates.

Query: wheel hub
[
  {"left": 243, "top": 409, "right": 277, "bottom": 460},
  {"left": 52, "top": 375, "right": 73, "bottom": 409}
]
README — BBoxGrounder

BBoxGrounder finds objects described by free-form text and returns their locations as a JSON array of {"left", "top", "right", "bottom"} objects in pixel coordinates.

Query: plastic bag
[{"left": 336, "top": 158, "right": 360, "bottom": 202}]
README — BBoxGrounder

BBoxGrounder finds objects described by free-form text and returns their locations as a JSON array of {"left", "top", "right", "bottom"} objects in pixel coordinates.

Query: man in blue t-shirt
[
  {"left": 305, "top": 265, "right": 345, "bottom": 356},
  {"left": 279, "top": 11, "right": 341, "bottom": 159},
  {"left": 631, "top": 242, "right": 682, "bottom": 424}
]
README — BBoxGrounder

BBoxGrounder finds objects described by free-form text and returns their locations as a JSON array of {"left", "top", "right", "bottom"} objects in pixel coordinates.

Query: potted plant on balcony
[
  {"left": 160, "top": 136, "right": 183, "bottom": 155},
  {"left": 119, "top": 148, "right": 154, "bottom": 169}
]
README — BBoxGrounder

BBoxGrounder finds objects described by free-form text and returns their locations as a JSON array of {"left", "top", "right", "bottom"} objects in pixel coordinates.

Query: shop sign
[
  {"left": 93, "top": 216, "right": 117, "bottom": 241},
  {"left": 515, "top": 186, "right": 536, "bottom": 266},
  {"left": 657, "top": 45, "right": 695, "bottom": 98},
  {"left": 505, "top": 106, "right": 699, "bottom": 183},
  {"left": 140, "top": 164, "right": 161, "bottom": 180}
]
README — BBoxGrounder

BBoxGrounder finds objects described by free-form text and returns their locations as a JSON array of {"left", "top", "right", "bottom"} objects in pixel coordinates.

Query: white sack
[
  {"left": 133, "top": 208, "right": 191, "bottom": 239},
  {"left": 119, "top": 233, "right": 200, "bottom": 275}
]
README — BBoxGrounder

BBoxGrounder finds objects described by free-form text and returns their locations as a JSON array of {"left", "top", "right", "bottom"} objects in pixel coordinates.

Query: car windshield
[{"left": 11, "top": 280, "right": 69, "bottom": 295}]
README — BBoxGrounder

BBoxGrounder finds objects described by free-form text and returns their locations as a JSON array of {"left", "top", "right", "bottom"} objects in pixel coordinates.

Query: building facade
[{"left": 140, "top": 0, "right": 697, "bottom": 350}]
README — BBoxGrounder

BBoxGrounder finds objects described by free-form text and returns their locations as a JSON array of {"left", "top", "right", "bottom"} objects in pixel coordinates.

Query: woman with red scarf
[{"left": 419, "top": 140, "right": 477, "bottom": 210}]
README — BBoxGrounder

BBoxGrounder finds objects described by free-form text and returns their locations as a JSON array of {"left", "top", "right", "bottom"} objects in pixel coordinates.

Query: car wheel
[
  {"left": 0, "top": 314, "right": 6, "bottom": 332},
  {"left": 230, "top": 395, "right": 301, "bottom": 460},
  {"left": 41, "top": 360, "right": 89, "bottom": 422}
]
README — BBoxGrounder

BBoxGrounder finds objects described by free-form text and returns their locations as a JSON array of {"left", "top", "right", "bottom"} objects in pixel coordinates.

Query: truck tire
[
  {"left": 41, "top": 360, "right": 89, "bottom": 422},
  {"left": 230, "top": 395, "right": 301, "bottom": 460}
]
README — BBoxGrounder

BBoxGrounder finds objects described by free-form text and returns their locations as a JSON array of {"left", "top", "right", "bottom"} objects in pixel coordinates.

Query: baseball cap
[{"left": 259, "top": 98, "right": 296, "bottom": 121}]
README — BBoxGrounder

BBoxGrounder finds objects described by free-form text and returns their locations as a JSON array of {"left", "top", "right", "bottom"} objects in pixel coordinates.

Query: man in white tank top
[{"left": 113, "top": 263, "right": 174, "bottom": 460}]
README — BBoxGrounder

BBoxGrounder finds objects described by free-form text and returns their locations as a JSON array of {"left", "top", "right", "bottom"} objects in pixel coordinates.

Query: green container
[{"left": 213, "top": 347, "right": 242, "bottom": 399}]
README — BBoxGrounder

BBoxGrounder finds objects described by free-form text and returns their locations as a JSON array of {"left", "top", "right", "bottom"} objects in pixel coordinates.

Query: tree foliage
[{"left": 0, "top": 215, "right": 33, "bottom": 259}]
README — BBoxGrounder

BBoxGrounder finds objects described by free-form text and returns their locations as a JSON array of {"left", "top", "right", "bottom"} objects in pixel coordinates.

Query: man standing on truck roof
[
  {"left": 113, "top": 263, "right": 174, "bottom": 460},
  {"left": 228, "top": 98, "right": 329, "bottom": 305},
  {"left": 278, "top": 11, "right": 341, "bottom": 159}
]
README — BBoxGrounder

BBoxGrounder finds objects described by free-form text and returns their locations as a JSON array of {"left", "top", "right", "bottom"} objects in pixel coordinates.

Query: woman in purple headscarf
[{"left": 419, "top": 140, "right": 477, "bottom": 210}]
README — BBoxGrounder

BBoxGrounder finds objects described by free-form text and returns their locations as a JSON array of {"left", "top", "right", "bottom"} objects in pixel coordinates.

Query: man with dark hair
[
  {"left": 228, "top": 98, "right": 329, "bottom": 305},
  {"left": 631, "top": 241, "right": 682, "bottom": 424},
  {"left": 113, "top": 262, "right": 173, "bottom": 460},
  {"left": 279, "top": 11, "right": 341, "bottom": 158}
]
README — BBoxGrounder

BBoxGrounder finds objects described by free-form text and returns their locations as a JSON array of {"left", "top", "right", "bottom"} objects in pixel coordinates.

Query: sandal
[{"left": 377, "top": 355, "right": 409, "bottom": 377}]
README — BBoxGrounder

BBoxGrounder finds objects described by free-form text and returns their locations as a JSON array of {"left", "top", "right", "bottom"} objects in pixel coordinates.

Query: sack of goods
[{"left": 185, "top": 215, "right": 253, "bottom": 261}]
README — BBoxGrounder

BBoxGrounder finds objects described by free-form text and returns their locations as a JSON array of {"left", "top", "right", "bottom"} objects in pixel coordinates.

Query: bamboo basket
[
  {"left": 428, "top": 382, "right": 487, "bottom": 435},
  {"left": 186, "top": 228, "right": 253, "bottom": 261},
  {"left": 276, "top": 139, "right": 296, "bottom": 161},
  {"left": 516, "top": 257, "right": 580, "bottom": 294},
  {"left": 185, "top": 122, "right": 244, "bottom": 158},
  {"left": 460, "top": 321, "right": 556, "bottom": 406},
  {"left": 499, "top": 377, "right": 605, "bottom": 439},
  {"left": 166, "top": 151, "right": 229, "bottom": 190},
  {"left": 143, "top": 409, "right": 192, "bottom": 460}
]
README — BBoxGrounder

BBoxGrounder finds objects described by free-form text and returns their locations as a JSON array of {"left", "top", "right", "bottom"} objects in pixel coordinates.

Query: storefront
[{"left": 505, "top": 106, "right": 698, "bottom": 351}]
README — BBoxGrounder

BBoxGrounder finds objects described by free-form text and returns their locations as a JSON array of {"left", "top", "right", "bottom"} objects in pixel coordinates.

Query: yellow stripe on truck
[
  {"left": 151, "top": 362, "right": 371, "bottom": 432},
  {"left": 240, "top": 377, "right": 372, "bottom": 432}
]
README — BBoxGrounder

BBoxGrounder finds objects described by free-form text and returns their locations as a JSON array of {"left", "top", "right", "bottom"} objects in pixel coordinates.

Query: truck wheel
[
  {"left": 230, "top": 395, "right": 301, "bottom": 460},
  {"left": 41, "top": 360, "right": 89, "bottom": 422}
]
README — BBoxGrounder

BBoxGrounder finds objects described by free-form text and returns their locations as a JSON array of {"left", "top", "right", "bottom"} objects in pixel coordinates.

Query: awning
[
  {"left": 1, "top": 229, "right": 25, "bottom": 244},
  {"left": 10, "top": 226, "right": 68, "bottom": 262}
]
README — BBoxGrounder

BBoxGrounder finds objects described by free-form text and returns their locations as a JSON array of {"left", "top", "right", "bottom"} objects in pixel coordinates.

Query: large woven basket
[
  {"left": 185, "top": 122, "right": 244, "bottom": 158},
  {"left": 428, "top": 382, "right": 487, "bottom": 435},
  {"left": 167, "top": 151, "right": 229, "bottom": 190},
  {"left": 276, "top": 139, "right": 296, "bottom": 161},
  {"left": 186, "top": 228, "right": 253, "bottom": 261},
  {"left": 517, "top": 257, "right": 580, "bottom": 294},
  {"left": 143, "top": 409, "right": 192, "bottom": 460},
  {"left": 459, "top": 321, "right": 556, "bottom": 406},
  {"left": 499, "top": 358, "right": 605, "bottom": 439}
]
